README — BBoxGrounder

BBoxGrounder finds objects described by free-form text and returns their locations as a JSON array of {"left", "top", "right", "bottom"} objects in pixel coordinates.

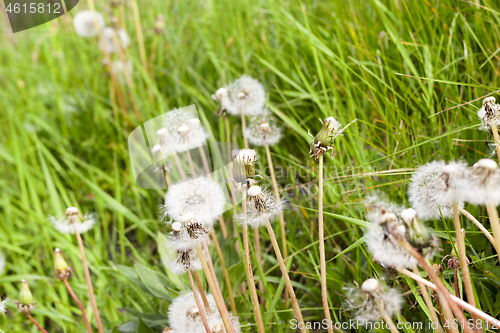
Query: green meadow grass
[{"left": 1, "top": 0, "right": 500, "bottom": 332}]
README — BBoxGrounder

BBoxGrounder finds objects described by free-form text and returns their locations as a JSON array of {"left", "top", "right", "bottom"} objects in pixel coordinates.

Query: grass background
[{"left": 1, "top": 0, "right": 500, "bottom": 332}]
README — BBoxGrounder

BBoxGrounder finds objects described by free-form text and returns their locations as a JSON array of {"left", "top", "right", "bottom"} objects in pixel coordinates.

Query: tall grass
[{"left": 1, "top": 0, "right": 499, "bottom": 332}]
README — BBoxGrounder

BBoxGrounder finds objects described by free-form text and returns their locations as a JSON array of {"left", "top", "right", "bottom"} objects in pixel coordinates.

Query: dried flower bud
[
  {"left": 153, "top": 15, "right": 165, "bottom": 35},
  {"left": 14, "top": 280, "right": 37, "bottom": 314},
  {"left": 309, "top": 117, "right": 343, "bottom": 159}
]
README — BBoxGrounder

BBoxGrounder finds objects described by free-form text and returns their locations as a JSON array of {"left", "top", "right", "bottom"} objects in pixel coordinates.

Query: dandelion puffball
[
  {"left": 245, "top": 116, "right": 282, "bottom": 146},
  {"left": 214, "top": 76, "right": 266, "bottom": 117},
  {"left": 460, "top": 158, "right": 500, "bottom": 206},
  {"left": 99, "top": 27, "right": 130, "bottom": 54},
  {"left": 162, "top": 109, "right": 208, "bottom": 153},
  {"left": 163, "top": 177, "right": 226, "bottom": 226},
  {"left": 48, "top": 207, "right": 96, "bottom": 235},
  {"left": 238, "top": 186, "right": 285, "bottom": 229},
  {"left": 73, "top": 10, "right": 105, "bottom": 38},
  {"left": 408, "top": 160, "right": 465, "bottom": 221},
  {"left": 168, "top": 292, "right": 241, "bottom": 333},
  {"left": 345, "top": 279, "right": 402, "bottom": 323}
]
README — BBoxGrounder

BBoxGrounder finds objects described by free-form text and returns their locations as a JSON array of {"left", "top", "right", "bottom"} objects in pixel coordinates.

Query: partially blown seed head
[
  {"left": 408, "top": 161, "right": 465, "bottom": 221},
  {"left": 459, "top": 158, "right": 500, "bottom": 206},
  {"left": 238, "top": 186, "right": 286, "bottom": 229},
  {"left": 309, "top": 117, "right": 344, "bottom": 159},
  {"left": 73, "top": 10, "right": 105, "bottom": 38},
  {"left": 214, "top": 76, "right": 266, "bottom": 117},
  {"left": 244, "top": 115, "right": 282, "bottom": 146},
  {"left": 477, "top": 96, "right": 500, "bottom": 132},
  {"left": 48, "top": 207, "right": 96, "bottom": 235}
]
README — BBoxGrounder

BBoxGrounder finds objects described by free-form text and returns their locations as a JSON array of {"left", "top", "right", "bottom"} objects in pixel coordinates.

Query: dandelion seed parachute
[
  {"left": 163, "top": 177, "right": 226, "bottom": 226},
  {"left": 73, "top": 10, "right": 105, "bottom": 38},
  {"left": 214, "top": 76, "right": 266, "bottom": 117},
  {"left": 0, "top": 297, "right": 10, "bottom": 314},
  {"left": 408, "top": 160, "right": 465, "bottom": 221},
  {"left": 99, "top": 27, "right": 130, "bottom": 54},
  {"left": 344, "top": 279, "right": 402, "bottom": 323},
  {"left": 48, "top": 207, "right": 96, "bottom": 235}
]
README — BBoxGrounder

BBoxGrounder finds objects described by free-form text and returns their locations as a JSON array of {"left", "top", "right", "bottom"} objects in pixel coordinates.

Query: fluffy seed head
[
  {"left": 99, "top": 27, "right": 130, "bottom": 54},
  {"left": 460, "top": 158, "right": 500, "bottom": 206},
  {"left": 245, "top": 115, "right": 282, "bottom": 146},
  {"left": 344, "top": 280, "right": 402, "bottom": 323},
  {"left": 408, "top": 161, "right": 465, "bottom": 221},
  {"left": 163, "top": 177, "right": 226, "bottom": 227},
  {"left": 162, "top": 109, "right": 207, "bottom": 152},
  {"left": 238, "top": 187, "right": 286, "bottom": 229},
  {"left": 164, "top": 240, "right": 202, "bottom": 275},
  {"left": 400, "top": 208, "right": 417, "bottom": 224},
  {"left": 477, "top": 96, "right": 500, "bottom": 131},
  {"left": 73, "top": 10, "right": 105, "bottom": 38},
  {"left": 215, "top": 76, "right": 266, "bottom": 116},
  {"left": 48, "top": 208, "right": 96, "bottom": 235}
]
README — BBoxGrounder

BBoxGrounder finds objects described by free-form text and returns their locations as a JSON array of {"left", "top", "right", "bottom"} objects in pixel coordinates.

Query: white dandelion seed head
[
  {"left": 400, "top": 208, "right": 417, "bottom": 225},
  {"left": 99, "top": 27, "right": 130, "bottom": 54},
  {"left": 363, "top": 196, "right": 404, "bottom": 224},
  {"left": 344, "top": 281, "right": 402, "bottom": 323},
  {"left": 237, "top": 188, "right": 286, "bottom": 229},
  {"left": 245, "top": 115, "right": 283, "bottom": 146},
  {"left": 212, "top": 88, "right": 228, "bottom": 102},
  {"left": 163, "top": 177, "right": 226, "bottom": 226},
  {"left": 164, "top": 242, "right": 202, "bottom": 276},
  {"left": 49, "top": 208, "right": 96, "bottom": 235},
  {"left": 365, "top": 220, "right": 417, "bottom": 269},
  {"left": 0, "top": 252, "right": 5, "bottom": 276},
  {"left": 232, "top": 149, "right": 258, "bottom": 164},
  {"left": 408, "top": 160, "right": 465, "bottom": 221},
  {"left": 477, "top": 97, "right": 500, "bottom": 131},
  {"left": 0, "top": 297, "right": 10, "bottom": 314},
  {"left": 161, "top": 109, "right": 208, "bottom": 152},
  {"left": 73, "top": 10, "right": 105, "bottom": 38},
  {"left": 216, "top": 76, "right": 266, "bottom": 117},
  {"left": 168, "top": 292, "right": 218, "bottom": 333},
  {"left": 460, "top": 158, "right": 500, "bottom": 206}
]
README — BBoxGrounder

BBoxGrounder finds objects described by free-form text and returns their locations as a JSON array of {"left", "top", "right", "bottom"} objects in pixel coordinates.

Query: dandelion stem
[
  {"left": 75, "top": 230, "right": 104, "bottom": 333},
  {"left": 411, "top": 266, "right": 442, "bottom": 333},
  {"left": 452, "top": 203, "right": 480, "bottom": 329},
  {"left": 130, "top": 0, "right": 149, "bottom": 77},
  {"left": 172, "top": 151, "right": 187, "bottom": 181},
  {"left": 318, "top": 155, "right": 333, "bottom": 333},
  {"left": 490, "top": 121, "right": 500, "bottom": 165},
  {"left": 264, "top": 216, "right": 307, "bottom": 333},
  {"left": 458, "top": 207, "right": 498, "bottom": 253},
  {"left": 396, "top": 238, "right": 474, "bottom": 333},
  {"left": 63, "top": 279, "right": 94, "bottom": 333},
  {"left": 192, "top": 271, "right": 210, "bottom": 310},
  {"left": 241, "top": 191, "right": 265, "bottom": 333},
  {"left": 26, "top": 313, "right": 49, "bottom": 333},
  {"left": 264, "top": 143, "right": 289, "bottom": 307},
  {"left": 241, "top": 110, "right": 249, "bottom": 150},
  {"left": 486, "top": 203, "right": 500, "bottom": 257},
  {"left": 195, "top": 245, "right": 236, "bottom": 333},
  {"left": 187, "top": 270, "right": 212, "bottom": 333},
  {"left": 185, "top": 149, "right": 197, "bottom": 177},
  {"left": 375, "top": 300, "right": 400, "bottom": 333},
  {"left": 210, "top": 229, "right": 237, "bottom": 315},
  {"left": 396, "top": 266, "right": 500, "bottom": 329}
]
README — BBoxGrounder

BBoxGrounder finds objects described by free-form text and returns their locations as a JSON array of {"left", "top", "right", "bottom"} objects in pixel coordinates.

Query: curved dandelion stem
[
  {"left": 458, "top": 207, "right": 499, "bottom": 253},
  {"left": 241, "top": 191, "right": 265, "bottom": 333},
  {"left": 396, "top": 237, "right": 474, "bottom": 333},
  {"left": 375, "top": 299, "right": 400, "bottom": 333},
  {"left": 192, "top": 271, "right": 210, "bottom": 310},
  {"left": 264, "top": 216, "right": 308, "bottom": 333},
  {"left": 264, "top": 143, "right": 289, "bottom": 307},
  {"left": 26, "top": 313, "right": 49, "bottom": 333},
  {"left": 75, "top": 230, "right": 104, "bottom": 333},
  {"left": 63, "top": 279, "right": 94, "bottom": 333},
  {"left": 452, "top": 203, "right": 481, "bottom": 329},
  {"left": 194, "top": 245, "right": 236, "bottom": 333},
  {"left": 187, "top": 270, "right": 212, "bottom": 333},
  {"left": 318, "top": 155, "right": 333, "bottom": 333},
  {"left": 411, "top": 266, "right": 442, "bottom": 333},
  {"left": 396, "top": 266, "right": 500, "bottom": 329}
]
